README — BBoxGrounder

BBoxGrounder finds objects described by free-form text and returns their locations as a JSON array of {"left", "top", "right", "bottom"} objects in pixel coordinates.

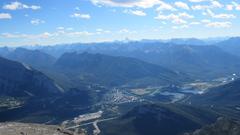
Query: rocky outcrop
[{"left": 0, "top": 122, "right": 85, "bottom": 135}]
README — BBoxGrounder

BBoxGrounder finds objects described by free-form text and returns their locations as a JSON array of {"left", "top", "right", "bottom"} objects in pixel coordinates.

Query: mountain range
[
  {"left": 54, "top": 52, "right": 189, "bottom": 87},
  {"left": 0, "top": 48, "right": 56, "bottom": 69},
  {"left": 18, "top": 37, "right": 240, "bottom": 80},
  {"left": 217, "top": 37, "right": 240, "bottom": 57},
  {"left": 1, "top": 37, "right": 240, "bottom": 135}
]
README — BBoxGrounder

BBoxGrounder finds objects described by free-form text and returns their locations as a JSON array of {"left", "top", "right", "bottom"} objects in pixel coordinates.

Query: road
[
  {"left": 65, "top": 117, "right": 118, "bottom": 130},
  {"left": 93, "top": 120, "right": 100, "bottom": 135}
]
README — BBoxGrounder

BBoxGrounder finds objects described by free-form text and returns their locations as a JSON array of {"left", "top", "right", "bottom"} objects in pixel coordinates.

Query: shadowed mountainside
[
  {"left": 184, "top": 117, "right": 240, "bottom": 135},
  {"left": 0, "top": 56, "right": 62, "bottom": 97},
  {"left": 54, "top": 52, "right": 190, "bottom": 87},
  {"left": 100, "top": 104, "right": 218, "bottom": 135}
]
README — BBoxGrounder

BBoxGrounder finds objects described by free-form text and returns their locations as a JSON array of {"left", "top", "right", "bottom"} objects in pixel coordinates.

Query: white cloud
[
  {"left": 172, "top": 18, "right": 187, "bottom": 24},
  {"left": 206, "top": 9, "right": 236, "bottom": 19},
  {"left": 226, "top": 4, "right": 234, "bottom": 11},
  {"left": 119, "top": 29, "right": 130, "bottom": 33},
  {"left": 191, "top": 1, "right": 223, "bottom": 10},
  {"left": 123, "top": 9, "right": 146, "bottom": 16},
  {"left": 1, "top": 30, "right": 96, "bottom": 39},
  {"left": 1, "top": 32, "right": 52, "bottom": 39},
  {"left": 0, "top": 13, "right": 12, "bottom": 19},
  {"left": 237, "top": 5, "right": 240, "bottom": 10},
  {"left": 190, "top": 22, "right": 201, "bottom": 25},
  {"left": 178, "top": 12, "right": 194, "bottom": 18},
  {"left": 231, "top": 2, "right": 240, "bottom": 10},
  {"left": 0, "top": 28, "right": 114, "bottom": 41},
  {"left": 155, "top": 12, "right": 194, "bottom": 24},
  {"left": 191, "top": 5, "right": 210, "bottom": 10},
  {"left": 161, "top": 21, "right": 167, "bottom": 25},
  {"left": 56, "top": 27, "right": 73, "bottom": 31},
  {"left": 211, "top": 1, "right": 223, "bottom": 8},
  {"left": 188, "top": 0, "right": 208, "bottom": 2},
  {"left": 68, "top": 31, "right": 94, "bottom": 36},
  {"left": 202, "top": 11, "right": 207, "bottom": 16},
  {"left": 90, "top": 0, "right": 161, "bottom": 8},
  {"left": 201, "top": 19, "right": 211, "bottom": 23},
  {"left": 118, "top": 28, "right": 136, "bottom": 34},
  {"left": 41, "top": 32, "right": 52, "bottom": 38},
  {"left": 70, "top": 13, "right": 91, "bottom": 19},
  {"left": 57, "top": 27, "right": 65, "bottom": 30},
  {"left": 66, "top": 27, "right": 74, "bottom": 31},
  {"left": 3, "top": 1, "right": 40, "bottom": 10},
  {"left": 172, "top": 25, "right": 189, "bottom": 29},
  {"left": 30, "top": 19, "right": 45, "bottom": 25},
  {"left": 96, "top": 28, "right": 111, "bottom": 34},
  {"left": 174, "top": 1, "right": 190, "bottom": 10},
  {"left": 201, "top": 19, "right": 232, "bottom": 28},
  {"left": 75, "top": 7, "right": 80, "bottom": 10},
  {"left": 205, "top": 21, "right": 232, "bottom": 28},
  {"left": 155, "top": 14, "right": 176, "bottom": 20},
  {"left": 156, "top": 1, "right": 176, "bottom": 11}
]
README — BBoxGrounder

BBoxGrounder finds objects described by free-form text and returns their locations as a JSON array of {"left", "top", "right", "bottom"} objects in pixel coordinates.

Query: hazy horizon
[{"left": 0, "top": 36, "right": 235, "bottom": 47}]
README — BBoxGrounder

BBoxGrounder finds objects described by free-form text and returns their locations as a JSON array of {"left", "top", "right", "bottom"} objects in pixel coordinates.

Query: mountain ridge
[{"left": 54, "top": 52, "right": 190, "bottom": 87}]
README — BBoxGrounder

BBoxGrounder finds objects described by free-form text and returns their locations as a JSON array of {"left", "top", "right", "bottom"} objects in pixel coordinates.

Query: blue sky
[{"left": 0, "top": 0, "right": 240, "bottom": 46}]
